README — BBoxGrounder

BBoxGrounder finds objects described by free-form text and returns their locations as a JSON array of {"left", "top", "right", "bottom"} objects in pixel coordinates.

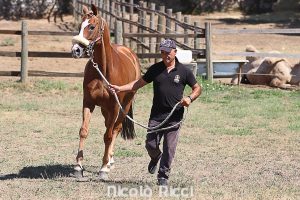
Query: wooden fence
[
  {"left": 213, "top": 28, "right": 300, "bottom": 59},
  {"left": 0, "top": 21, "right": 79, "bottom": 83},
  {"left": 1, "top": 0, "right": 300, "bottom": 83},
  {"left": 73, "top": 0, "right": 207, "bottom": 53},
  {"left": 73, "top": 0, "right": 300, "bottom": 81},
  {"left": 0, "top": 20, "right": 211, "bottom": 83},
  {"left": 0, "top": 0, "right": 214, "bottom": 83}
]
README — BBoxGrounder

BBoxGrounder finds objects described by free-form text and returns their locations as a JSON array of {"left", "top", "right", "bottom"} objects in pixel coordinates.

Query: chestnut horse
[{"left": 71, "top": 4, "right": 140, "bottom": 180}]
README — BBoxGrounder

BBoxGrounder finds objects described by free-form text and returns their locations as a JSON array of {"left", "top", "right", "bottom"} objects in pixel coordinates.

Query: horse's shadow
[
  {"left": 0, "top": 164, "right": 74, "bottom": 180},
  {"left": 0, "top": 165, "right": 152, "bottom": 185}
]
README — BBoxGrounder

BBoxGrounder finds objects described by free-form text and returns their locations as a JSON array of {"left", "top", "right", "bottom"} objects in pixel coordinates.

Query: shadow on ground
[
  {"left": 0, "top": 165, "right": 153, "bottom": 185},
  {"left": 0, "top": 164, "right": 74, "bottom": 180}
]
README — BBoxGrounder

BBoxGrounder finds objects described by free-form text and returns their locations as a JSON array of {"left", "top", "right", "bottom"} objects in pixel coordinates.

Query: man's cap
[{"left": 159, "top": 39, "right": 176, "bottom": 52}]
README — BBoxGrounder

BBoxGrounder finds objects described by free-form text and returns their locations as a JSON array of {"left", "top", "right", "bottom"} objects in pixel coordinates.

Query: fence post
[
  {"left": 117, "top": 0, "right": 121, "bottom": 16},
  {"left": 121, "top": 0, "right": 126, "bottom": 14},
  {"left": 110, "top": 1, "right": 115, "bottom": 32},
  {"left": 184, "top": 16, "right": 190, "bottom": 46},
  {"left": 175, "top": 12, "right": 181, "bottom": 42},
  {"left": 115, "top": 20, "right": 123, "bottom": 45},
  {"left": 99, "top": 0, "right": 103, "bottom": 10},
  {"left": 78, "top": 0, "right": 82, "bottom": 22},
  {"left": 129, "top": 0, "right": 134, "bottom": 49},
  {"left": 142, "top": 1, "right": 147, "bottom": 54},
  {"left": 123, "top": 0, "right": 129, "bottom": 47},
  {"left": 73, "top": 0, "right": 77, "bottom": 24},
  {"left": 166, "top": 9, "right": 172, "bottom": 34},
  {"left": 156, "top": 6, "right": 165, "bottom": 62},
  {"left": 137, "top": 1, "right": 144, "bottom": 54},
  {"left": 105, "top": 0, "right": 110, "bottom": 23},
  {"left": 149, "top": 2, "right": 156, "bottom": 64},
  {"left": 205, "top": 22, "right": 213, "bottom": 82},
  {"left": 21, "top": 20, "right": 28, "bottom": 83},
  {"left": 194, "top": 22, "right": 201, "bottom": 49}
]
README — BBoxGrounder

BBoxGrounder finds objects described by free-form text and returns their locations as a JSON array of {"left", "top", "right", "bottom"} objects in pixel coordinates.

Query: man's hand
[
  {"left": 108, "top": 79, "right": 147, "bottom": 94},
  {"left": 108, "top": 84, "right": 121, "bottom": 93},
  {"left": 181, "top": 96, "right": 192, "bottom": 107}
]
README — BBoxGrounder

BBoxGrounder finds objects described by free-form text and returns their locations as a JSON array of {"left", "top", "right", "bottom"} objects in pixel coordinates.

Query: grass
[
  {"left": 0, "top": 37, "right": 15, "bottom": 46},
  {"left": 0, "top": 78, "right": 299, "bottom": 199}
]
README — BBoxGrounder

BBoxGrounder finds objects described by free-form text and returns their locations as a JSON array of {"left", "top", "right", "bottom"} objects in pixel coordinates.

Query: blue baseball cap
[{"left": 159, "top": 39, "right": 176, "bottom": 52}]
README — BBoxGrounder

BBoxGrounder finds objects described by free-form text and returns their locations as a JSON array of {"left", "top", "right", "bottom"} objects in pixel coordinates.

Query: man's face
[{"left": 161, "top": 49, "right": 177, "bottom": 65}]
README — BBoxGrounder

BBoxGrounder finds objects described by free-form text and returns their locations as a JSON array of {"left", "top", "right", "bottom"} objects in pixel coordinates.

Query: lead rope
[{"left": 88, "top": 45, "right": 187, "bottom": 133}]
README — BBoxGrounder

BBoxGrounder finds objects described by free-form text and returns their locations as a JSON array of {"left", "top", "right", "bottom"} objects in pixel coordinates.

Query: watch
[{"left": 187, "top": 95, "right": 193, "bottom": 102}]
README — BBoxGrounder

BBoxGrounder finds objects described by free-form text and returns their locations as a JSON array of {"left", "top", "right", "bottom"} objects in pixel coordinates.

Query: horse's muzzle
[
  {"left": 71, "top": 44, "right": 84, "bottom": 58},
  {"left": 71, "top": 35, "right": 90, "bottom": 58}
]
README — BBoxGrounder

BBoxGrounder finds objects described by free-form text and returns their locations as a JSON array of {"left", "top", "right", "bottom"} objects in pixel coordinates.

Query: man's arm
[
  {"left": 109, "top": 78, "right": 148, "bottom": 93},
  {"left": 181, "top": 83, "right": 202, "bottom": 107}
]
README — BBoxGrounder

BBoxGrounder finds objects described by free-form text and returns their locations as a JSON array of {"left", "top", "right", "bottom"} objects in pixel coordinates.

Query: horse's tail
[{"left": 121, "top": 104, "right": 135, "bottom": 140}]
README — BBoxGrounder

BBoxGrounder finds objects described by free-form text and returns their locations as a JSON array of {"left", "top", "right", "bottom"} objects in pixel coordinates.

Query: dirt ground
[{"left": 0, "top": 11, "right": 300, "bottom": 80}]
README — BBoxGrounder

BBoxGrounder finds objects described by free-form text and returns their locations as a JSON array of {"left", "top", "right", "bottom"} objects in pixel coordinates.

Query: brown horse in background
[{"left": 71, "top": 4, "right": 140, "bottom": 180}]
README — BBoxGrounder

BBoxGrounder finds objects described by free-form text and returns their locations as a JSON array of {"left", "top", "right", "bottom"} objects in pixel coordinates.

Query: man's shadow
[{"left": 0, "top": 164, "right": 73, "bottom": 180}]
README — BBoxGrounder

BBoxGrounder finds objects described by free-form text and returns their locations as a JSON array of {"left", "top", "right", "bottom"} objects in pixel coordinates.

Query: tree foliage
[
  {"left": 139, "top": 0, "right": 239, "bottom": 14},
  {"left": 0, "top": 0, "right": 72, "bottom": 20},
  {"left": 140, "top": 0, "right": 299, "bottom": 14}
]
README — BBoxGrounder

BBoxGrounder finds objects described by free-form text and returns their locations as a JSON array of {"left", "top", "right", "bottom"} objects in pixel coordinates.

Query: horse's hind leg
[
  {"left": 74, "top": 105, "right": 95, "bottom": 177},
  {"left": 98, "top": 106, "right": 119, "bottom": 180},
  {"left": 108, "top": 101, "right": 133, "bottom": 169},
  {"left": 102, "top": 99, "right": 134, "bottom": 174},
  {"left": 107, "top": 124, "right": 122, "bottom": 170}
]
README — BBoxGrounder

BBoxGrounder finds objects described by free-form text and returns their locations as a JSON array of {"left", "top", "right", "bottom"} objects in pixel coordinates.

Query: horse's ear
[
  {"left": 83, "top": 5, "right": 89, "bottom": 14},
  {"left": 91, "top": 4, "right": 98, "bottom": 16}
]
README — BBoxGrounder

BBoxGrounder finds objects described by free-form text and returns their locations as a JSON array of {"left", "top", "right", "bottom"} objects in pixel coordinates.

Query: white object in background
[{"left": 176, "top": 49, "right": 193, "bottom": 64}]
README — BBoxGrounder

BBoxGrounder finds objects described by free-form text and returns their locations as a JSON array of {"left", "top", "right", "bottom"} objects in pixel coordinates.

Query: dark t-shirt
[{"left": 142, "top": 58, "right": 197, "bottom": 122}]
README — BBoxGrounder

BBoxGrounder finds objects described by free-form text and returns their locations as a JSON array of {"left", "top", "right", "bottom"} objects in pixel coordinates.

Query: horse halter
[
  {"left": 85, "top": 15, "right": 105, "bottom": 57},
  {"left": 72, "top": 13, "right": 105, "bottom": 58}
]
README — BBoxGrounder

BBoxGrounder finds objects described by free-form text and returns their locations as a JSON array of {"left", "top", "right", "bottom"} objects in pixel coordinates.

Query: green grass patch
[
  {"left": 34, "top": 80, "right": 68, "bottom": 91},
  {"left": 0, "top": 37, "right": 15, "bottom": 46},
  {"left": 114, "top": 147, "right": 143, "bottom": 157}
]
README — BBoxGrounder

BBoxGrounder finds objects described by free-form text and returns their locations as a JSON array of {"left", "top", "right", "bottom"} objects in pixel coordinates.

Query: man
[{"left": 109, "top": 38, "right": 201, "bottom": 186}]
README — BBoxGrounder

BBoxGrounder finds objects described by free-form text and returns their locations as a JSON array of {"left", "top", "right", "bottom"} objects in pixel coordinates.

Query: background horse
[{"left": 71, "top": 4, "right": 140, "bottom": 180}]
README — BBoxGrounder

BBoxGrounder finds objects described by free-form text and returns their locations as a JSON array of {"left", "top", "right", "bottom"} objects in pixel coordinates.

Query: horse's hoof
[
  {"left": 73, "top": 169, "right": 84, "bottom": 178},
  {"left": 71, "top": 164, "right": 84, "bottom": 178},
  {"left": 98, "top": 171, "right": 109, "bottom": 181},
  {"left": 109, "top": 163, "right": 115, "bottom": 170}
]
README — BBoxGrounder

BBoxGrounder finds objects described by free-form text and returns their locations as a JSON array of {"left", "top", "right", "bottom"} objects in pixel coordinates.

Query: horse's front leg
[{"left": 74, "top": 105, "right": 95, "bottom": 177}]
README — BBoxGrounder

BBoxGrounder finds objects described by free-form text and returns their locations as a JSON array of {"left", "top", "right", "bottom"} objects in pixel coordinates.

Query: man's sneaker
[
  {"left": 148, "top": 159, "right": 159, "bottom": 174},
  {"left": 157, "top": 178, "right": 168, "bottom": 186},
  {"left": 148, "top": 154, "right": 161, "bottom": 174}
]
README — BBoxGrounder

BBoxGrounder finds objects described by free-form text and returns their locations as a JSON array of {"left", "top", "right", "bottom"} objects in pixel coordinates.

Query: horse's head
[{"left": 71, "top": 4, "right": 105, "bottom": 58}]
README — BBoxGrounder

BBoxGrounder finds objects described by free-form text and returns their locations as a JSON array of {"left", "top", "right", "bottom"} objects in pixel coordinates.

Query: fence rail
[
  {"left": 213, "top": 28, "right": 300, "bottom": 35},
  {"left": 0, "top": 70, "right": 83, "bottom": 77},
  {"left": 214, "top": 52, "right": 300, "bottom": 59},
  {"left": 0, "top": 30, "right": 78, "bottom": 36}
]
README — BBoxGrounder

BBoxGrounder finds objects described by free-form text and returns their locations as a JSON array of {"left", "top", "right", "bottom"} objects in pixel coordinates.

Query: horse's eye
[{"left": 89, "top": 26, "right": 95, "bottom": 31}]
